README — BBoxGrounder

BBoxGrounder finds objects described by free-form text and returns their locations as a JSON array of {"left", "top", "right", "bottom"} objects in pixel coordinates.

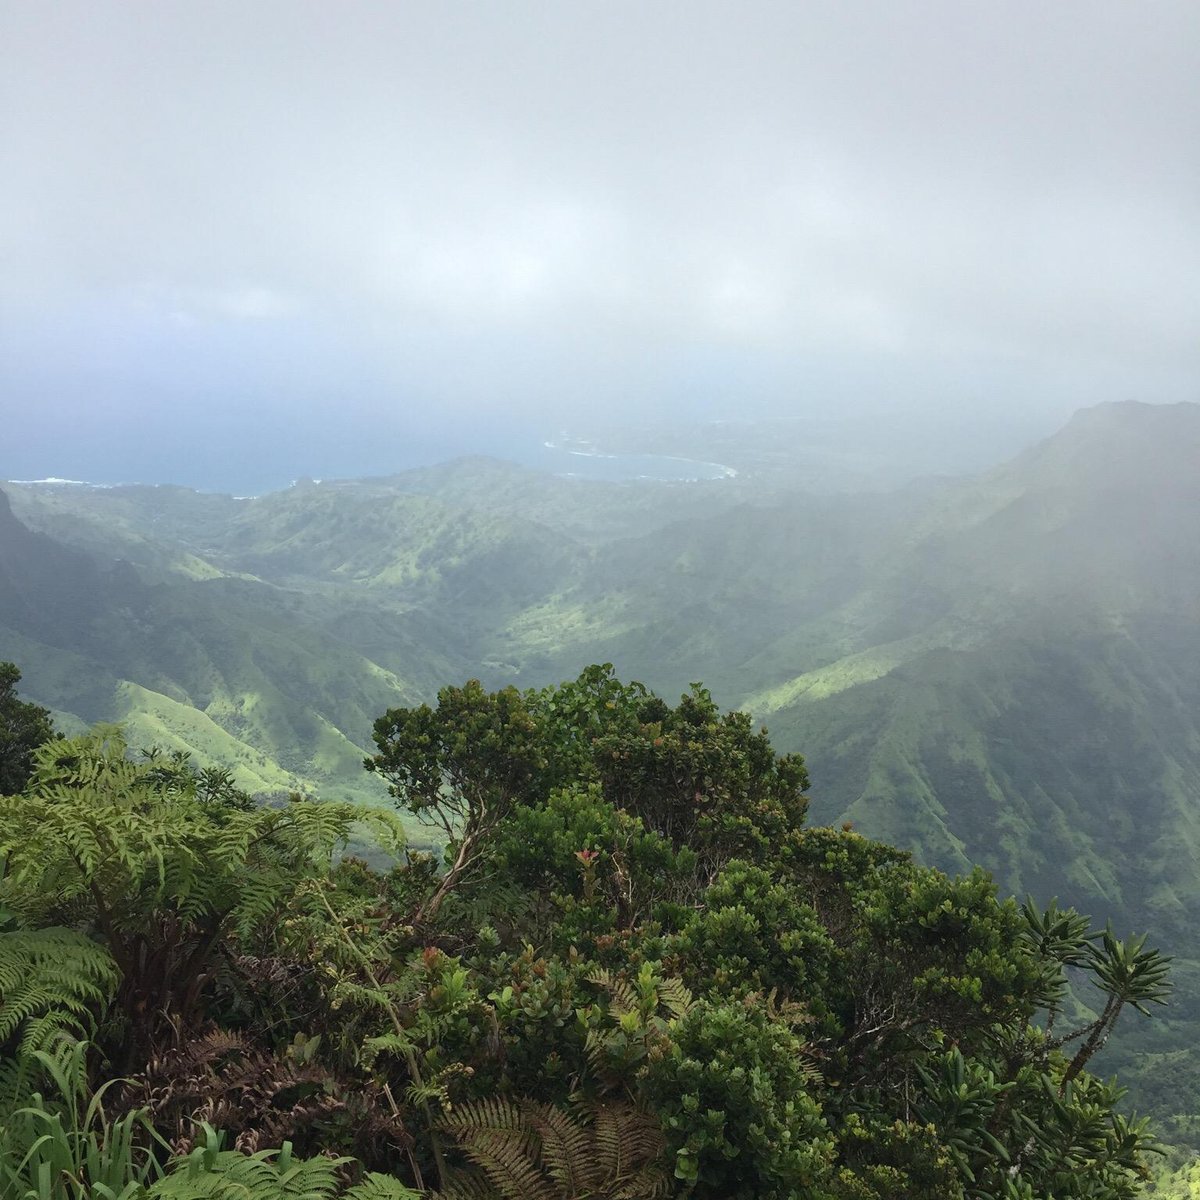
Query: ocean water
[{"left": 3, "top": 430, "right": 736, "bottom": 497}]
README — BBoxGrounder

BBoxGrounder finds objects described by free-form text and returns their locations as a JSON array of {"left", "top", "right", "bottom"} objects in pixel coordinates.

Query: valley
[{"left": 4, "top": 399, "right": 1200, "bottom": 1148}]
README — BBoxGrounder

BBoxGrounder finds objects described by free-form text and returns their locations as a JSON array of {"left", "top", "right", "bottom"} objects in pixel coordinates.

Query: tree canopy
[
  {"left": 0, "top": 661, "right": 55, "bottom": 794},
  {"left": 0, "top": 664, "right": 1171, "bottom": 1198}
]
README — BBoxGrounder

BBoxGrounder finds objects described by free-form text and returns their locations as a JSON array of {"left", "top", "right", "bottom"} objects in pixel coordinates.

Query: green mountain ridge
[
  {"left": 0, "top": 488, "right": 409, "bottom": 805},
  {"left": 5, "top": 399, "right": 1200, "bottom": 1137}
]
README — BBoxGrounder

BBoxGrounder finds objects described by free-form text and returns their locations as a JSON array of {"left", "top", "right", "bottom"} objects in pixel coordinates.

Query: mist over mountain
[
  {"left": 4, "top": 402, "right": 1197, "bottom": 852},
  {"left": 5, "top": 399, "right": 1200, "bottom": 1139},
  {"left": 7, "top": 3, "right": 1200, "bottom": 1189}
]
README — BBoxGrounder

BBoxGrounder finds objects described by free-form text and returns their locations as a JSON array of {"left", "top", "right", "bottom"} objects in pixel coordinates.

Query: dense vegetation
[
  {"left": 0, "top": 663, "right": 53, "bottom": 795},
  {"left": 0, "top": 663, "right": 1171, "bottom": 1198}
]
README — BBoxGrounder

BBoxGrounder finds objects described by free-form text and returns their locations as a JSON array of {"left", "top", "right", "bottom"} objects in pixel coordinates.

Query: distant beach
[{"left": 534, "top": 440, "right": 736, "bottom": 482}]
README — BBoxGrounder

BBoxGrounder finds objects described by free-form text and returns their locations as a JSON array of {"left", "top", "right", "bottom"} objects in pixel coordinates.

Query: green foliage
[
  {"left": 1018, "top": 894, "right": 1094, "bottom": 1013},
  {"left": 0, "top": 727, "right": 406, "bottom": 1064},
  {"left": 368, "top": 682, "right": 545, "bottom": 924},
  {"left": 0, "top": 1038, "right": 164, "bottom": 1200},
  {"left": 1058, "top": 925, "right": 1171, "bottom": 1093},
  {"left": 490, "top": 784, "right": 696, "bottom": 949},
  {"left": 0, "top": 661, "right": 55, "bottom": 796},
  {"left": 1146, "top": 1158, "right": 1200, "bottom": 1198},
  {"left": 581, "top": 679, "right": 810, "bottom": 872},
  {"left": 640, "top": 995, "right": 832, "bottom": 1199},
  {"left": 368, "top": 672, "right": 1171, "bottom": 1198},
  {"left": 7, "top": 410, "right": 1200, "bottom": 1150},
  {"left": 0, "top": 671, "right": 1173, "bottom": 1200},
  {"left": 370, "top": 666, "right": 810, "bottom": 925},
  {"left": 668, "top": 860, "right": 836, "bottom": 1005},
  {"left": 582, "top": 962, "right": 694, "bottom": 1096},
  {"left": 0, "top": 1082, "right": 421, "bottom": 1200},
  {"left": 147, "top": 1125, "right": 420, "bottom": 1199},
  {"left": 0, "top": 927, "right": 118, "bottom": 1059}
]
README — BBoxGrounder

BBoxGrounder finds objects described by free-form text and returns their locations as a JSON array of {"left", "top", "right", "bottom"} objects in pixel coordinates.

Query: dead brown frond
[{"left": 433, "top": 1096, "right": 668, "bottom": 1200}]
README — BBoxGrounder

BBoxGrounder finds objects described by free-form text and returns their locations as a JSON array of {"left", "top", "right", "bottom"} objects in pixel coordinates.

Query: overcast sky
[{"left": 2, "top": 1, "right": 1198, "bottom": 489}]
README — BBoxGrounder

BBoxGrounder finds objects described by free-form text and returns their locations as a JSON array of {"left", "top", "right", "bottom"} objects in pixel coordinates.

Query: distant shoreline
[
  {"left": 540, "top": 440, "right": 737, "bottom": 482},
  {"left": 4, "top": 438, "right": 740, "bottom": 496}
]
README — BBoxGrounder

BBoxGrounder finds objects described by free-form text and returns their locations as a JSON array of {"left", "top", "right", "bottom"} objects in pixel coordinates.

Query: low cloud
[{"left": 2, "top": 1, "right": 1198, "bottom": 484}]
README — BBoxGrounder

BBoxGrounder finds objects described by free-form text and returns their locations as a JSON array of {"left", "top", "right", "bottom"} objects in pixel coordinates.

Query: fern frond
[
  {"left": 591, "top": 1102, "right": 629, "bottom": 1180},
  {"left": 440, "top": 1098, "right": 546, "bottom": 1200},
  {"left": 523, "top": 1100, "right": 597, "bottom": 1195},
  {"left": 458, "top": 1138, "right": 556, "bottom": 1200},
  {"left": 437, "top": 1096, "right": 666, "bottom": 1200},
  {"left": 0, "top": 928, "right": 118, "bottom": 1055},
  {"left": 440, "top": 1095, "right": 525, "bottom": 1136},
  {"left": 343, "top": 1173, "right": 424, "bottom": 1199},
  {"left": 655, "top": 977, "right": 693, "bottom": 1021},
  {"left": 362, "top": 1032, "right": 416, "bottom": 1069},
  {"left": 587, "top": 968, "right": 639, "bottom": 1021},
  {"left": 2, "top": 727, "right": 412, "bottom": 1067},
  {"left": 590, "top": 1102, "right": 665, "bottom": 1184},
  {"left": 429, "top": 1169, "right": 500, "bottom": 1200},
  {"left": 149, "top": 1140, "right": 354, "bottom": 1199},
  {"left": 612, "top": 1165, "right": 672, "bottom": 1199}
]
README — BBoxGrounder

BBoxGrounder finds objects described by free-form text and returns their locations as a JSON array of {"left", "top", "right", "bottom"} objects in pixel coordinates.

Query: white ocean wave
[{"left": 9, "top": 477, "right": 118, "bottom": 488}]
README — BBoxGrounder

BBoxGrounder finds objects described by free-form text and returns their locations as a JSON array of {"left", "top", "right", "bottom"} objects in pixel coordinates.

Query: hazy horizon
[{"left": 3, "top": 2, "right": 1197, "bottom": 490}]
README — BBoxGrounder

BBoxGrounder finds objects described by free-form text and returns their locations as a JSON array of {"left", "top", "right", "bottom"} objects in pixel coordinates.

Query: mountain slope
[
  {"left": 6, "top": 401, "right": 1200, "bottom": 1130},
  {"left": 0, "top": 488, "right": 412, "bottom": 804},
  {"left": 747, "top": 402, "right": 1200, "bottom": 924}
]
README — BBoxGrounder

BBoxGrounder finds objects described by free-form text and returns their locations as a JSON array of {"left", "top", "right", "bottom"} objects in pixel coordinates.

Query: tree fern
[{"left": 0, "top": 727, "right": 407, "bottom": 1065}]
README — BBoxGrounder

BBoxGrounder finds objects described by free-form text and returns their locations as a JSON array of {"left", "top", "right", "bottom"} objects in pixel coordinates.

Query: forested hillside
[
  {"left": 4, "top": 399, "right": 1200, "bottom": 1142},
  {"left": 0, "top": 668, "right": 1171, "bottom": 1197}
]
